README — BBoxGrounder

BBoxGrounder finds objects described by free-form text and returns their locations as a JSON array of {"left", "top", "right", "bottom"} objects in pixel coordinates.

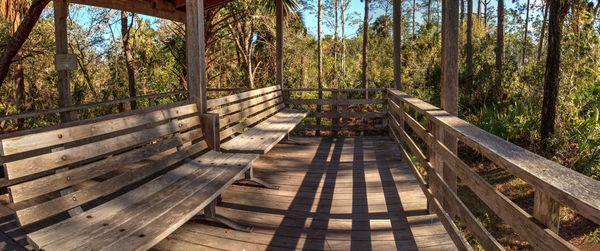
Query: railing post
[
  {"left": 341, "top": 90, "right": 348, "bottom": 129},
  {"left": 427, "top": 121, "right": 440, "bottom": 214},
  {"left": 533, "top": 190, "right": 560, "bottom": 233},
  {"left": 282, "top": 89, "right": 290, "bottom": 109},
  {"left": 332, "top": 90, "right": 339, "bottom": 138}
]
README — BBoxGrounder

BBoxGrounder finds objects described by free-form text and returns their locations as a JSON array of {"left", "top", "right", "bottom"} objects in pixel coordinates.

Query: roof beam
[{"left": 65, "top": 0, "right": 186, "bottom": 22}]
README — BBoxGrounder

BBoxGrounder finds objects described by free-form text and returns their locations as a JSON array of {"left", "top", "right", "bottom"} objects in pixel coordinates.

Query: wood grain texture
[
  {"left": 207, "top": 86, "right": 280, "bottom": 109},
  {"left": 388, "top": 89, "right": 600, "bottom": 226}
]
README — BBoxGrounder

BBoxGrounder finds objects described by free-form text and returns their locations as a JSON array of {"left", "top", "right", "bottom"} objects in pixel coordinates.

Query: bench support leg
[
  {"left": 196, "top": 200, "right": 254, "bottom": 232},
  {"left": 235, "top": 167, "right": 280, "bottom": 190},
  {"left": 282, "top": 133, "right": 305, "bottom": 145}
]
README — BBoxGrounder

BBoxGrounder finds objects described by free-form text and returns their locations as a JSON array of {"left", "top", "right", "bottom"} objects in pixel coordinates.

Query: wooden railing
[
  {"left": 386, "top": 88, "right": 600, "bottom": 250},
  {"left": 283, "top": 88, "right": 387, "bottom": 136}
]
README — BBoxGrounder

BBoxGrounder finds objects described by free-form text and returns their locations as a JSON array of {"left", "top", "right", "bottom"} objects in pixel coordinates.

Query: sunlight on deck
[{"left": 153, "top": 137, "right": 456, "bottom": 251}]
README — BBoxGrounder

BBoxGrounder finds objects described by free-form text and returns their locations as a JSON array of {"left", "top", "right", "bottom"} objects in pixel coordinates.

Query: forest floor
[{"left": 458, "top": 144, "right": 600, "bottom": 251}]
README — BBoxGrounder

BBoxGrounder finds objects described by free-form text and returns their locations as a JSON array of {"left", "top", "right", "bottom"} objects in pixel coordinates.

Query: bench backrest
[
  {"left": 207, "top": 85, "right": 284, "bottom": 142},
  {"left": 0, "top": 104, "right": 208, "bottom": 226}
]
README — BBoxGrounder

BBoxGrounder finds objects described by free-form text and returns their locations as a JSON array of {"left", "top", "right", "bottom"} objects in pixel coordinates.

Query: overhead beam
[{"left": 66, "top": 0, "right": 185, "bottom": 22}]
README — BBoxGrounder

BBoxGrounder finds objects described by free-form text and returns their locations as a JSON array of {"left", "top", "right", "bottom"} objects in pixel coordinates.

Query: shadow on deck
[{"left": 152, "top": 136, "right": 456, "bottom": 251}]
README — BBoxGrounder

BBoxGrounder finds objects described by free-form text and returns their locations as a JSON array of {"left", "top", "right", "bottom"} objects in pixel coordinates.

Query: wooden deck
[
  {"left": 153, "top": 136, "right": 455, "bottom": 251},
  {"left": 0, "top": 136, "right": 455, "bottom": 251}
]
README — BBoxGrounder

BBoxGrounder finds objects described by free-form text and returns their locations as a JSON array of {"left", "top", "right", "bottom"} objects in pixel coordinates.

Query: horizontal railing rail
[
  {"left": 282, "top": 88, "right": 387, "bottom": 136},
  {"left": 0, "top": 90, "right": 187, "bottom": 122},
  {"left": 387, "top": 88, "right": 600, "bottom": 250}
]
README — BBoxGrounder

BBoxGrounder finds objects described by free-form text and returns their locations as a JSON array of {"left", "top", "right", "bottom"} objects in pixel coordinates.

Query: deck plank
[{"left": 157, "top": 137, "right": 456, "bottom": 251}]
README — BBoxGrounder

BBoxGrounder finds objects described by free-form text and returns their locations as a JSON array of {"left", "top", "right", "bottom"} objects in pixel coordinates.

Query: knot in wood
[
  {"left": 58, "top": 134, "right": 63, "bottom": 139},
  {"left": 61, "top": 155, "right": 67, "bottom": 161}
]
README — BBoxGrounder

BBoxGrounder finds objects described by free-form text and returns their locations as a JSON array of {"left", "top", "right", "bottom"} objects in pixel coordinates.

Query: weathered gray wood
[
  {"left": 54, "top": 0, "right": 77, "bottom": 122},
  {"left": 185, "top": 0, "right": 207, "bottom": 113},
  {"left": 38, "top": 153, "right": 257, "bottom": 251},
  {"left": 4, "top": 117, "right": 200, "bottom": 180},
  {"left": 14, "top": 139, "right": 209, "bottom": 226},
  {"left": 534, "top": 189, "right": 560, "bottom": 233},
  {"left": 296, "top": 124, "right": 386, "bottom": 131},
  {"left": 200, "top": 113, "right": 220, "bottom": 151},
  {"left": 221, "top": 109, "right": 308, "bottom": 154},
  {"left": 27, "top": 150, "right": 220, "bottom": 248},
  {"left": 207, "top": 86, "right": 280, "bottom": 109},
  {"left": 99, "top": 154, "right": 259, "bottom": 251},
  {"left": 283, "top": 88, "right": 386, "bottom": 92},
  {"left": 212, "top": 91, "right": 281, "bottom": 116},
  {"left": 66, "top": 0, "right": 186, "bottom": 22},
  {"left": 0, "top": 91, "right": 186, "bottom": 124},
  {"left": 8, "top": 128, "right": 203, "bottom": 203},
  {"left": 308, "top": 111, "right": 385, "bottom": 118},
  {"left": 0, "top": 104, "right": 196, "bottom": 156},
  {"left": 388, "top": 89, "right": 600, "bottom": 226},
  {"left": 286, "top": 98, "right": 383, "bottom": 105},
  {"left": 219, "top": 98, "right": 282, "bottom": 128},
  {"left": 429, "top": 134, "right": 576, "bottom": 250},
  {"left": 219, "top": 104, "right": 284, "bottom": 140}
]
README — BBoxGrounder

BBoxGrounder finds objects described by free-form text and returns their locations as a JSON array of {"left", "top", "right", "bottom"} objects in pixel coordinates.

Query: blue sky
[{"left": 299, "top": 0, "right": 529, "bottom": 38}]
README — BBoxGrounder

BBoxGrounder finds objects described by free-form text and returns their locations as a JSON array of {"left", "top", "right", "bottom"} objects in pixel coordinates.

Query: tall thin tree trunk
[
  {"left": 121, "top": 11, "right": 137, "bottom": 110},
  {"left": 460, "top": 0, "right": 464, "bottom": 24},
  {"left": 522, "top": 0, "right": 530, "bottom": 67},
  {"left": 465, "top": 0, "right": 473, "bottom": 103},
  {"left": 494, "top": 0, "right": 504, "bottom": 100},
  {"left": 477, "top": 0, "right": 481, "bottom": 19},
  {"left": 362, "top": 0, "right": 369, "bottom": 98},
  {"left": 540, "top": 0, "right": 563, "bottom": 142},
  {"left": 333, "top": 0, "right": 339, "bottom": 86},
  {"left": 427, "top": 0, "right": 431, "bottom": 23},
  {"left": 538, "top": 0, "right": 549, "bottom": 62},
  {"left": 317, "top": 0, "right": 323, "bottom": 136},
  {"left": 483, "top": 0, "right": 488, "bottom": 26},
  {"left": 412, "top": 0, "right": 415, "bottom": 36},
  {"left": 341, "top": 0, "right": 346, "bottom": 78}
]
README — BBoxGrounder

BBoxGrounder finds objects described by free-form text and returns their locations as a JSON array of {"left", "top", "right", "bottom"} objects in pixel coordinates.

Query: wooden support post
[
  {"left": 54, "top": 0, "right": 77, "bottom": 122},
  {"left": 393, "top": 0, "right": 402, "bottom": 90},
  {"left": 440, "top": 0, "right": 459, "bottom": 216},
  {"left": 275, "top": 0, "right": 283, "bottom": 88},
  {"left": 533, "top": 189, "right": 560, "bottom": 233},
  {"left": 201, "top": 113, "right": 220, "bottom": 151},
  {"left": 332, "top": 90, "right": 339, "bottom": 138},
  {"left": 341, "top": 91, "right": 348, "bottom": 128},
  {"left": 185, "top": 0, "right": 207, "bottom": 114}
]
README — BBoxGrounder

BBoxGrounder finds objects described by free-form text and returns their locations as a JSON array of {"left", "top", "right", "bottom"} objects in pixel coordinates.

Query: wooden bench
[
  {"left": 210, "top": 85, "right": 308, "bottom": 154},
  {"left": 0, "top": 104, "right": 259, "bottom": 250}
]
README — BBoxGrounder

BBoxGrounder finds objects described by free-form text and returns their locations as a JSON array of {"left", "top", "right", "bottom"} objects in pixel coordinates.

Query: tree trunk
[
  {"left": 465, "top": 0, "right": 473, "bottom": 103},
  {"left": 460, "top": 0, "right": 464, "bottom": 24},
  {"left": 341, "top": 0, "right": 346, "bottom": 78},
  {"left": 427, "top": 0, "right": 431, "bottom": 23},
  {"left": 483, "top": 0, "right": 488, "bottom": 26},
  {"left": 333, "top": 0, "right": 339, "bottom": 86},
  {"left": 538, "top": 0, "right": 549, "bottom": 62},
  {"left": 412, "top": 0, "right": 415, "bottom": 36},
  {"left": 317, "top": 0, "right": 323, "bottom": 136},
  {"left": 0, "top": 0, "right": 51, "bottom": 86},
  {"left": 522, "top": 0, "right": 529, "bottom": 67},
  {"left": 121, "top": 11, "right": 137, "bottom": 110},
  {"left": 362, "top": 0, "right": 369, "bottom": 98},
  {"left": 540, "top": 0, "right": 563, "bottom": 142},
  {"left": 493, "top": 0, "right": 503, "bottom": 100},
  {"left": 477, "top": 0, "right": 481, "bottom": 19}
]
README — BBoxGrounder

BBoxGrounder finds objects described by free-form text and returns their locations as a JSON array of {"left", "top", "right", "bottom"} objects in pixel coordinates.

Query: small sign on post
[{"left": 55, "top": 54, "right": 78, "bottom": 71}]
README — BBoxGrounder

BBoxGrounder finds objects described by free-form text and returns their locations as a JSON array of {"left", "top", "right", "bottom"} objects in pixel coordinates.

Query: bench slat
[
  {"left": 26, "top": 151, "right": 224, "bottom": 249},
  {"left": 104, "top": 154, "right": 258, "bottom": 251},
  {"left": 4, "top": 116, "right": 200, "bottom": 180},
  {"left": 219, "top": 104, "right": 285, "bottom": 140},
  {"left": 221, "top": 109, "right": 308, "bottom": 154},
  {"left": 14, "top": 139, "right": 209, "bottom": 226},
  {"left": 207, "top": 86, "right": 280, "bottom": 109},
  {"left": 212, "top": 91, "right": 281, "bottom": 116},
  {"left": 8, "top": 127, "right": 204, "bottom": 203},
  {"left": 0, "top": 104, "right": 197, "bottom": 156},
  {"left": 219, "top": 98, "right": 282, "bottom": 128},
  {"left": 34, "top": 153, "right": 258, "bottom": 251}
]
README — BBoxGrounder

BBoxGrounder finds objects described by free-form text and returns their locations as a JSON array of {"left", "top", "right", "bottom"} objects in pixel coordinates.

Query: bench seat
[
  {"left": 220, "top": 109, "right": 308, "bottom": 154},
  {"left": 26, "top": 151, "right": 259, "bottom": 251}
]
